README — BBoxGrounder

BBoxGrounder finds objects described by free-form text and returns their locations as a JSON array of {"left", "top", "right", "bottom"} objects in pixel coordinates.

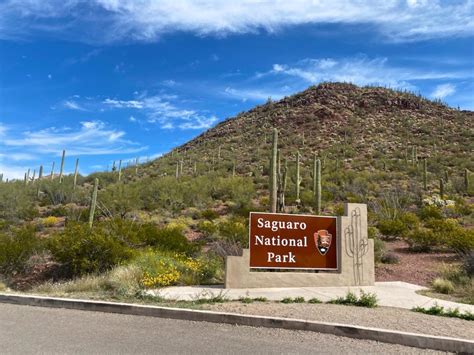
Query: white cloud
[
  {"left": 103, "top": 94, "right": 217, "bottom": 129},
  {"left": 265, "top": 56, "right": 470, "bottom": 90},
  {"left": 63, "top": 100, "right": 86, "bottom": 110},
  {"left": 431, "top": 83, "right": 456, "bottom": 99},
  {"left": 0, "top": 1, "right": 472, "bottom": 43},
  {"left": 3, "top": 120, "right": 145, "bottom": 156}
]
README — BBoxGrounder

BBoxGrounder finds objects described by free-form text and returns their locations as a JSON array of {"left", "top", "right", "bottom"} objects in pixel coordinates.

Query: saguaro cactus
[
  {"left": 59, "top": 150, "right": 65, "bottom": 183},
  {"left": 50, "top": 161, "right": 55, "bottom": 180},
  {"left": 465, "top": 168, "right": 470, "bottom": 193},
  {"left": 422, "top": 158, "right": 428, "bottom": 190},
  {"left": 38, "top": 165, "right": 43, "bottom": 180},
  {"left": 118, "top": 160, "right": 122, "bottom": 182},
  {"left": 315, "top": 157, "right": 321, "bottom": 214},
  {"left": 277, "top": 158, "right": 288, "bottom": 212},
  {"left": 73, "top": 158, "right": 79, "bottom": 190},
  {"left": 411, "top": 146, "right": 417, "bottom": 166},
  {"left": 295, "top": 151, "right": 302, "bottom": 204},
  {"left": 88, "top": 178, "right": 99, "bottom": 228},
  {"left": 269, "top": 128, "right": 278, "bottom": 213},
  {"left": 32, "top": 169, "right": 36, "bottom": 182},
  {"left": 440, "top": 178, "right": 445, "bottom": 199},
  {"left": 175, "top": 161, "right": 179, "bottom": 179},
  {"left": 135, "top": 157, "right": 139, "bottom": 175},
  {"left": 0, "top": 173, "right": 3, "bottom": 183}
]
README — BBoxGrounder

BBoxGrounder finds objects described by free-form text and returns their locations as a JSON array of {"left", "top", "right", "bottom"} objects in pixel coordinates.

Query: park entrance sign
[
  {"left": 225, "top": 203, "right": 375, "bottom": 288},
  {"left": 249, "top": 212, "right": 337, "bottom": 270}
]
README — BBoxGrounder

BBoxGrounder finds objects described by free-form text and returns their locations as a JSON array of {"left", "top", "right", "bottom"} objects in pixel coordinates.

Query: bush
[
  {"left": 373, "top": 238, "right": 385, "bottom": 264},
  {"left": 381, "top": 252, "right": 399, "bottom": 264},
  {"left": 0, "top": 226, "right": 43, "bottom": 274},
  {"left": 48, "top": 222, "right": 134, "bottom": 277},
  {"left": 419, "top": 205, "right": 443, "bottom": 221},
  {"left": 432, "top": 278, "right": 455, "bottom": 294},
  {"left": 413, "top": 304, "right": 474, "bottom": 321},
  {"left": 328, "top": 290, "right": 378, "bottom": 308},
  {"left": 133, "top": 250, "right": 223, "bottom": 288}
]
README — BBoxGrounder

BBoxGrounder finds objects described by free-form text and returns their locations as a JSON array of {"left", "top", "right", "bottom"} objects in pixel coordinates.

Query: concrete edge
[{"left": 0, "top": 293, "right": 472, "bottom": 353}]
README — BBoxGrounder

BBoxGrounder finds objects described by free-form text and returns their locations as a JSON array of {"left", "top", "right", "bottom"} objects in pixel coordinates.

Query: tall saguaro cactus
[
  {"left": 59, "top": 150, "right": 66, "bottom": 183},
  {"left": 269, "top": 128, "right": 278, "bottom": 213},
  {"left": 50, "top": 161, "right": 55, "bottom": 180},
  {"left": 440, "top": 178, "right": 445, "bottom": 199},
  {"left": 118, "top": 160, "right": 122, "bottom": 182},
  {"left": 412, "top": 146, "right": 417, "bottom": 166},
  {"left": 38, "top": 165, "right": 43, "bottom": 180},
  {"left": 73, "top": 158, "right": 79, "bottom": 190},
  {"left": 295, "top": 150, "right": 302, "bottom": 204},
  {"left": 315, "top": 157, "right": 321, "bottom": 214},
  {"left": 88, "top": 178, "right": 99, "bottom": 229},
  {"left": 422, "top": 158, "right": 428, "bottom": 190},
  {"left": 465, "top": 168, "right": 470, "bottom": 193}
]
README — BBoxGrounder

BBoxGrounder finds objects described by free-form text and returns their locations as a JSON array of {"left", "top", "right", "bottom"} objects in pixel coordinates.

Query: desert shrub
[
  {"left": 377, "top": 218, "right": 406, "bottom": 238},
  {"left": 99, "top": 184, "right": 143, "bottom": 217},
  {"left": 328, "top": 290, "right": 378, "bottom": 308},
  {"left": 197, "top": 220, "right": 217, "bottom": 238},
  {"left": 413, "top": 304, "right": 474, "bottom": 321},
  {"left": 201, "top": 209, "right": 219, "bottom": 220},
  {"left": 0, "top": 183, "right": 38, "bottom": 222},
  {"left": 308, "top": 297, "right": 322, "bottom": 304},
  {"left": 378, "top": 212, "right": 419, "bottom": 239},
  {"left": 146, "top": 226, "right": 198, "bottom": 255},
  {"left": 41, "top": 216, "right": 59, "bottom": 227},
  {"left": 133, "top": 250, "right": 222, "bottom": 288},
  {"left": 0, "top": 226, "right": 43, "bottom": 274},
  {"left": 432, "top": 278, "right": 455, "bottom": 294},
  {"left": 373, "top": 238, "right": 385, "bottom": 264},
  {"left": 48, "top": 222, "right": 135, "bottom": 277},
  {"left": 381, "top": 252, "right": 400, "bottom": 264},
  {"left": 405, "top": 227, "right": 438, "bottom": 252},
  {"left": 419, "top": 205, "right": 443, "bottom": 221},
  {"left": 49, "top": 205, "right": 68, "bottom": 217}
]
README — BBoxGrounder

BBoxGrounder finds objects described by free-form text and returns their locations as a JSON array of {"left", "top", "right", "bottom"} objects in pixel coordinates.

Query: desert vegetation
[{"left": 0, "top": 83, "right": 472, "bottom": 303}]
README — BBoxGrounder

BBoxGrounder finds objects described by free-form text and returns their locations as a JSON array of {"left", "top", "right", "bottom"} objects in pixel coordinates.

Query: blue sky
[{"left": 0, "top": 1, "right": 473, "bottom": 179}]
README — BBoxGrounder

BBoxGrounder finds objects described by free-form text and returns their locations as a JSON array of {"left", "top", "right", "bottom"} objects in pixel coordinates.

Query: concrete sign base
[{"left": 225, "top": 203, "right": 374, "bottom": 288}]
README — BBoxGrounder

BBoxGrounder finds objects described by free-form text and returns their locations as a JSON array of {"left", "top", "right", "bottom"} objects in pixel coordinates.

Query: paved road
[{"left": 0, "top": 303, "right": 442, "bottom": 354}]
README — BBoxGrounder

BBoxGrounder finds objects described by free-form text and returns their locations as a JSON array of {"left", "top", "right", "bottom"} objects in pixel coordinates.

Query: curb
[{"left": 1, "top": 293, "right": 472, "bottom": 353}]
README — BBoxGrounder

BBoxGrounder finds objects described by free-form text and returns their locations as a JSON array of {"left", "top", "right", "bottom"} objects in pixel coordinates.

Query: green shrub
[
  {"left": 373, "top": 238, "right": 385, "bottom": 264},
  {"left": 419, "top": 205, "right": 443, "bottom": 221},
  {"left": 308, "top": 297, "right": 322, "bottom": 304},
  {"left": 48, "top": 222, "right": 134, "bottom": 277},
  {"left": 149, "top": 227, "right": 198, "bottom": 255},
  {"left": 432, "top": 278, "right": 455, "bottom": 294},
  {"left": 413, "top": 304, "right": 474, "bottom": 321},
  {"left": 0, "top": 226, "right": 42, "bottom": 274},
  {"left": 201, "top": 209, "right": 219, "bottom": 220},
  {"left": 381, "top": 252, "right": 399, "bottom": 264},
  {"left": 328, "top": 290, "right": 378, "bottom": 308},
  {"left": 377, "top": 218, "right": 406, "bottom": 238}
]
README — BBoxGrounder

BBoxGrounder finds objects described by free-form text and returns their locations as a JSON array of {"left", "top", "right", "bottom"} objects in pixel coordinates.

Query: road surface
[{"left": 0, "top": 303, "right": 442, "bottom": 354}]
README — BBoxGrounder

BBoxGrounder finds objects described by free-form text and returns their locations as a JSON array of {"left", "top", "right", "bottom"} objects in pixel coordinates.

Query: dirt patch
[{"left": 375, "top": 240, "right": 459, "bottom": 287}]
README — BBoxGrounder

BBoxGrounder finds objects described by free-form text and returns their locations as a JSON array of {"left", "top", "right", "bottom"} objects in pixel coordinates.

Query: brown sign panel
[{"left": 249, "top": 212, "right": 338, "bottom": 270}]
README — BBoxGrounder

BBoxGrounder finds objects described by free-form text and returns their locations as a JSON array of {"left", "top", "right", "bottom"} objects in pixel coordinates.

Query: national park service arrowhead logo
[{"left": 314, "top": 230, "right": 332, "bottom": 255}]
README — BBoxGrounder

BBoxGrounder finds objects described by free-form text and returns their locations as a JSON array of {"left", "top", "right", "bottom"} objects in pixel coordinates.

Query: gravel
[{"left": 204, "top": 302, "right": 474, "bottom": 340}]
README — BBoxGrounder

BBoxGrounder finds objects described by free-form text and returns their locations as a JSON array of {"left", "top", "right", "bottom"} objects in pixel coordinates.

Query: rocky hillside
[{"left": 146, "top": 82, "right": 472, "bottom": 180}]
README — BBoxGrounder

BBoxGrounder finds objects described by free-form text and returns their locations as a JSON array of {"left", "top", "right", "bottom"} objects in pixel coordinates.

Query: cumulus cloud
[
  {"left": 0, "top": 1, "right": 472, "bottom": 43},
  {"left": 431, "top": 83, "right": 456, "bottom": 99}
]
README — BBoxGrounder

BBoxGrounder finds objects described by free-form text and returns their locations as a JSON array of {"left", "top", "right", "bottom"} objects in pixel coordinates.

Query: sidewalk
[{"left": 149, "top": 281, "right": 474, "bottom": 313}]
